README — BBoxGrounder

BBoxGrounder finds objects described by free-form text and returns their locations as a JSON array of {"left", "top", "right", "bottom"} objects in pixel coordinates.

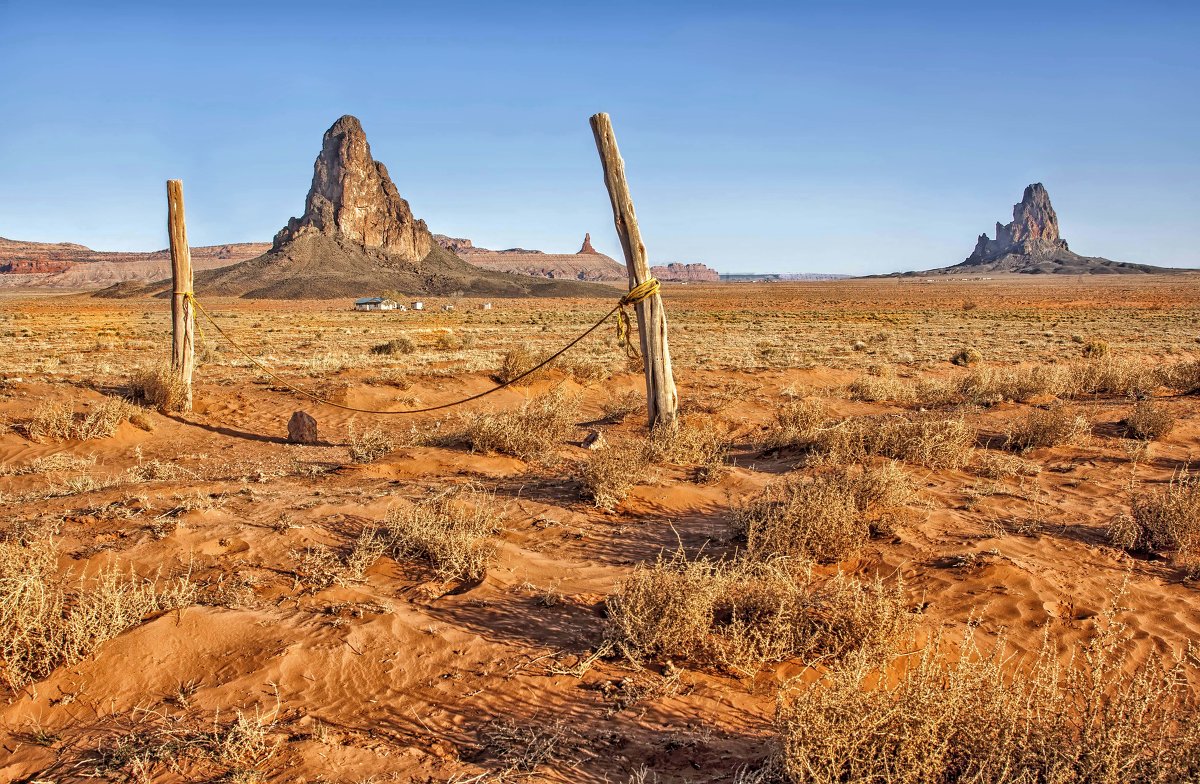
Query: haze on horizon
[{"left": 1, "top": 0, "right": 1197, "bottom": 276}]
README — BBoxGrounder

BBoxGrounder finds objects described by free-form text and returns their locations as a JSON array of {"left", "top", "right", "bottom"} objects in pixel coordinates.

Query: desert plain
[{"left": 2, "top": 275, "right": 1200, "bottom": 782}]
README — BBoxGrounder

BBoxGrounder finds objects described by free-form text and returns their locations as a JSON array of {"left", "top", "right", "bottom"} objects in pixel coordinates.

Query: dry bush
[
  {"left": 959, "top": 364, "right": 1065, "bottom": 405},
  {"left": 975, "top": 450, "right": 1041, "bottom": 479},
  {"left": 950, "top": 347, "right": 982, "bottom": 367},
  {"left": 814, "top": 412, "right": 975, "bottom": 468},
  {"left": 1159, "top": 360, "right": 1200, "bottom": 395},
  {"left": 494, "top": 342, "right": 543, "bottom": 385},
  {"left": 1113, "top": 471, "right": 1200, "bottom": 574},
  {"left": 580, "top": 446, "right": 646, "bottom": 510},
  {"left": 129, "top": 364, "right": 189, "bottom": 412},
  {"left": 382, "top": 487, "right": 500, "bottom": 581},
  {"left": 0, "top": 536, "right": 195, "bottom": 689},
  {"left": 764, "top": 398, "right": 829, "bottom": 450},
  {"left": 476, "top": 718, "right": 575, "bottom": 775},
  {"left": 461, "top": 388, "right": 578, "bottom": 462},
  {"left": 25, "top": 397, "right": 142, "bottom": 442},
  {"left": 557, "top": 354, "right": 612, "bottom": 384},
  {"left": 1082, "top": 337, "right": 1111, "bottom": 358},
  {"left": 347, "top": 423, "right": 394, "bottom": 463},
  {"left": 643, "top": 415, "right": 731, "bottom": 482},
  {"left": 772, "top": 621, "right": 1200, "bottom": 784},
  {"left": 296, "top": 526, "right": 388, "bottom": 589},
  {"left": 600, "top": 390, "right": 644, "bottom": 423},
  {"left": 1064, "top": 356, "right": 1156, "bottom": 399},
  {"left": 1005, "top": 403, "right": 1090, "bottom": 452},
  {"left": 370, "top": 336, "right": 416, "bottom": 355},
  {"left": 1124, "top": 399, "right": 1175, "bottom": 441},
  {"left": 605, "top": 551, "right": 911, "bottom": 672},
  {"left": 733, "top": 463, "right": 914, "bottom": 563}
]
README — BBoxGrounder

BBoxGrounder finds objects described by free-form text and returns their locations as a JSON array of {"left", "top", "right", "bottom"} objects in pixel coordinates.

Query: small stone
[
  {"left": 582, "top": 430, "right": 605, "bottom": 450},
  {"left": 288, "top": 411, "right": 318, "bottom": 444}
]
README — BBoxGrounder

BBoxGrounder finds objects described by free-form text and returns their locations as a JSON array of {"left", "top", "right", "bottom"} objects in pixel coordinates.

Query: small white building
[
  {"left": 354, "top": 297, "right": 398, "bottom": 312},
  {"left": 442, "top": 303, "right": 455, "bottom": 313},
  {"left": 412, "top": 301, "right": 425, "bottom": 311}
]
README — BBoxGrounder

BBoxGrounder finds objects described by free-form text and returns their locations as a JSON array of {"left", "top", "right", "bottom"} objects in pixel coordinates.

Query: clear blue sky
[{"left": 1, "top": 1, "right": 1197, "bottom": 274}]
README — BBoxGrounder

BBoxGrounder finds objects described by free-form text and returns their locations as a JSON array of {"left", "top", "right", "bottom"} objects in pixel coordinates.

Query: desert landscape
[{"left": 3, "top": 270, "right": 1200, "bottom": 782}]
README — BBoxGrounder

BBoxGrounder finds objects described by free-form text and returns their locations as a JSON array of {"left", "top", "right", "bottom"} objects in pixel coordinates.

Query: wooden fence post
[
  {"left": 167, "top": 179, "right": 194, "bottom": 412},
  {"left": 589, "top": 112, "right": 678, "bottom": 428}
]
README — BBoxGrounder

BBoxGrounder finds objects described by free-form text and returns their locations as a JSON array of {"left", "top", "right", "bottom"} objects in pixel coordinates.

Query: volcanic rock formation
[
  {"left": 271, "top": 115, "right": 431, "bottom": 261},
  {"left": 189, "top": 116, "right": 602, "bottom": 299}
]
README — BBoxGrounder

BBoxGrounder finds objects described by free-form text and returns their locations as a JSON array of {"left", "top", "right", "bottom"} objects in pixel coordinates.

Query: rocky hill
[
  {"left": 120, "top": 116, "right": 604, "bottom": 300},
  {"left": 0, "top": 237, "right": 268, "bottom": 288},
  {"left": 908, "top": 183, "right": 1191, "bottom": 276},
  {"left": 433, "top": 232, "right": 627, "bottom": 282}
]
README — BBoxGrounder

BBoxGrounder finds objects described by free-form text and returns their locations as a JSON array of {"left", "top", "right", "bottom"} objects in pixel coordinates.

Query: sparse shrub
[
  {"left": 462, "top": 388, "right": 578, "bottom": 462},
  {"left": 1006, "top": 404, "right": 1089, "bottom": 452},
  {"left": 772, "top": 620, "right": 1200, "bottom": 784},
  {"left": 581, "top": 447, "right": 646, "bottom": 510},
  {"left": 814, "top": 413, "right": 975, "bottom": 468},
  {"left": 1124, "top": 400, "right": 1175, "bottom": 441},
  {"left": 600, "top": 389, "right": 644, "bottom": 423},
  {"left": 25, "top": 397, "right": 141, "bottom": 442},
  {"left": 494, "top": 343, "right": 543, "bottom": 385},
  {"left": 763, "top": 398, "right": 829, "bottom": 450},
  {"left": 975, "top": 450, "right": 1041, "bottom": 479},
  {"left": 1159, "top": 360, "right": 1200, "bottom": 395},
  {"left": 643, "top": 415, "right": 731, "bottom": 482},
  {"left": 434, "top": 330, "right": 460, "bottom": 351},
  {"left": 951, "top": 347, "right": 982, "bottom": 367},
  {"left": 382, "top": 487, "right": 499, "bottom": 581},
  {"left": 605, "top": 551, "right": 911, "bottom": 672},
  {"left": 371, "top": 336, "right": 416, "bottom": 355},
  {"left": 961, "top": 300, "right": 978, "bottom": 311},
  {"left": 296, "top": 526, "right": 388, "bottom": 589},
  {"left": 129, "top": 364, "right": 189, "bottom": 412},
  {"left": 1116, "top": 471, "right": 1200, "bottom": 574},
  {"left": 733, "top": 463, "right": 914, "bottom": 563},
  {"left": 1082, "top": 338, "right": 1111, "bottom": 358},
  {"left": 347, "top": 423, "right": 394, "bottom": 463},
  {"left": 1064, "top": 356, "right": 1155, "bottom": 399},
  {"left": 0, "top": 535, "right": 195, "bottom": 689},
  {"left": 959, "top": 364, "right": 1065, "bottom": 405}
]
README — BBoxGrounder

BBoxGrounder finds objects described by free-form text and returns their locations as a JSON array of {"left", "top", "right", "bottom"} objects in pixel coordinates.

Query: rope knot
[{"left": 615, "top": 277, "right": 660, "bottom": 357}]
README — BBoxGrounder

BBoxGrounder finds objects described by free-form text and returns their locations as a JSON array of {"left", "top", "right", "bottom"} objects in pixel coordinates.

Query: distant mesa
[
  {"left": 909, "top": 183, "right": 1190, "bottom": 276},
  {"left": 433, "top": 232, "right": 627, "bottom": 282},
  {"left": 179, "top": 116, "right": 604, "bottom": 299},
  {"left": 650, "top": 262, "right": 719, "bottom": 283}
]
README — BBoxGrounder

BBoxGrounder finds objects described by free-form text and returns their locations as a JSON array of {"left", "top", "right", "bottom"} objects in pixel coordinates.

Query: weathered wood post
[
  {"left": 590, "top": 112, "right": 678, "bottom": 428},
  {"left": 167, "top": 179, "right": 195, "bottom": 412}
]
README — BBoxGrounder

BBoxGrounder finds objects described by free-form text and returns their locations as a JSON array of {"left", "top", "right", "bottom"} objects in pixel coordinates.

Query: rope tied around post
[{"left": 178, "top": 280, "right": 660, "bottom": 416}]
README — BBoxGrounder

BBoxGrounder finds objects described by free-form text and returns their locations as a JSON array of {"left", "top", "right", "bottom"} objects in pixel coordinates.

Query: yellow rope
[{"left": 178, "top": 278, "right": 661, "bottom": 415}]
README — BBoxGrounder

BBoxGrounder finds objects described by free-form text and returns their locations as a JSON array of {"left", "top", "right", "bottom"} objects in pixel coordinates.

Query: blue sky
[{"left": 1, "top": 1, "right": 1197, "bottom": 274}]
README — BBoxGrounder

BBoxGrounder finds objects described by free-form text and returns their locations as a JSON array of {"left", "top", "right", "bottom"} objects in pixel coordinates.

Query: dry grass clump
[
  {"left": 296, "top": 526, "right": 389, "bottom": 589},
  {"left": 461, "top": 388, "right": 579, "bottom": 462},
  {"left": 975, "top": 450, "right": 1042, "bottom": 480},
  {"left": 580, "top": 446, "right": 646, "bottom": 510},
  {"left": 733, "top": 464, "right": 914, "bottom": 563},
  {"left": 1005, "top": 403, "right": 1090, "bottom": 452},
  {"left": 950, "top": 347, "right": 982, "bottom": 367},
  {"left": 1112, "top": 471, "right": 1200, "bottom": 575},
  {"left": 129, "top": 364, "right": 189, "bottom": 413},
  {"left": 1159, "top": 360, "right": 1200, "bottom": 395},
  {"left": 382, "top": 487, "right": 500, "bottom": 581},
  {"left": 347, "top": 423, "right": 394, "bottom": 463},
  {"left": 0, "top": 535, "right": 195, "bottom": 689},
  {"left": 959, "top": 364, "right": 1065, "bottom": 405},
  {"left": 25, "top": 397, "right": 147, "bottom": 442},
  {"left": 814, "top": 413, "right": 975, "bottom": 468},
  {"left": 763, "top": 398, "right": 829, "bottom": 450},
  {"left": 1082, "top": 337, "right": 1111, "bottom": 358},
  {"left": 494, "top": 342, "right": 543, "bottom": 385},
  {"left": 605, "top": 551, "right": 911, "bottom": 672},
  {"left": 771, "top": 621, "right": 1200, "bottom": 784},
  {"left": 1063, "top": 356, "right": 1156, "bottom": 399},
  {"left": 370, "top": 336, "right": 416, "bottom": 355},
  {"left": 643, "top": 415, "right": 731, "bottom": 482},
  {"left": 1124, "top": 399, "right": 1175, "bottom": 441},
  {"left": 599, "top": 389, "right": 644, "bottom": 423}
]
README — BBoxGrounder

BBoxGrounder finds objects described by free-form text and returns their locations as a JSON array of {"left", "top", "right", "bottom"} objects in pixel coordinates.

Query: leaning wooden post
[
  {"left": 590, "top": 112, "right": 678, "bottom": 428},
  {"left": 167, "top": 179, "right": 195, "bottom": 412}
]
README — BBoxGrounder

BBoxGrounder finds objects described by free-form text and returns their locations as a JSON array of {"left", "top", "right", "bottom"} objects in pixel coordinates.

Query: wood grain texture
[
  {"left": 167, "top": 179, "right": 195, "bottom": 412},
  {"left": 589, "top": 113, "right": 678, "bottom": 427}
]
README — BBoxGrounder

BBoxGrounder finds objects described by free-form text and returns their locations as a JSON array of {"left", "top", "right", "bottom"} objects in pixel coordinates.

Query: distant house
[
  {"left": 354, "top": 297, "right": 397, "bottom": 311},
  {"left": 442, "top": 303, "right": 455, "bottom": 312},
  {"left": 412, "top": 301, "right": 425, "bottom": 311},
  {"left": 479, "top": 302, "right": 492, "bottom": 310}
]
